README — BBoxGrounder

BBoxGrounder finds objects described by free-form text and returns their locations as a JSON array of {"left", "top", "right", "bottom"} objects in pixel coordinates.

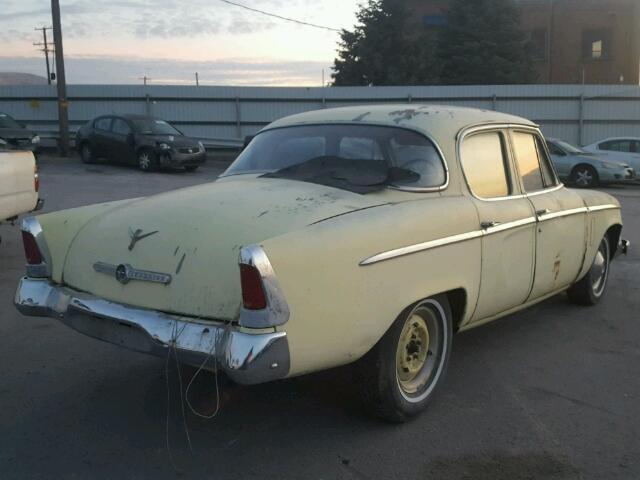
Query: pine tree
[
  {"left": 332, "top": 0, "right": 439, "bottom": 86},
  {"left": 438, "top": 0, "right": 535, "bottom": 85}
]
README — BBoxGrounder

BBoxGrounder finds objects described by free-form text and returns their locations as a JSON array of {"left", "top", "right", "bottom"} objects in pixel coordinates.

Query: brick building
[{"left": 396, "top": 0, "right": 640, "bottom": 85}]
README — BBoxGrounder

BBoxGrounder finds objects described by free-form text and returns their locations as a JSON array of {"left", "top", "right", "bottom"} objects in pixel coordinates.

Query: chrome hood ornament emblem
[
  {"left": 93, "top": 262, "right": 172, "bottom": 285},
  {"left": 128, "top": 228, "right": 159, "bottom": 251}
]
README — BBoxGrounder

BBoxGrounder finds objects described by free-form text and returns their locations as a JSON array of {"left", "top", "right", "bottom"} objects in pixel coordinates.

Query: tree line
[{"left": 332, "top": 0, "right": 536, "bottom": 86}]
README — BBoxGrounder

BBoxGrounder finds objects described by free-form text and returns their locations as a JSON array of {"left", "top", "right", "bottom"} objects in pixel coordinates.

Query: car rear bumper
[{"left": 14, "top": 278, "right": 290, "bottom": 385}]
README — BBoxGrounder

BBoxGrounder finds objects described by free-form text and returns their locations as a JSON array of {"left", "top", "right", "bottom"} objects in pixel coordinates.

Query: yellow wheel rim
[{"left": 396, "top": 314, "right": 430, "bottom": 387}]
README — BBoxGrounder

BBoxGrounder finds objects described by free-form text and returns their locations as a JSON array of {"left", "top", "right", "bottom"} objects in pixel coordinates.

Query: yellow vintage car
[{"left": 14, "top": 105, "right": 628, "bottom": 422}]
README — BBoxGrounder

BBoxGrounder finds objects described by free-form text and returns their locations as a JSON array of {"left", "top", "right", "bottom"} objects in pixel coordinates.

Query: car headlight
[
  {"left": 158, "top": 143, "right": 172, "bottom": 150},
  {"left": 600, "top": 161, "right": 621, "bottom": 170},
  {"left": 198, "top": 141, "right": 204, "bottom": 152},
  {"left": 31, "top": 135, "right": 40, "bottom": 144},
  {"left": 0, "top": 138, "right": 7, "bottom": 146}
]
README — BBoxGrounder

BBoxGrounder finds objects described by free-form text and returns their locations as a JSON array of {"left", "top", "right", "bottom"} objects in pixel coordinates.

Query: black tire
[
  {"left": 567, "top": 236, "right": 611, "bottom": 305},
  {"left": 571, "top": 164, "right": 599, "bottom": 188},
  {"left": 137, "top": 149, "right": 157, "bottom": 172},
  {"left": 357, "top": 294, "right": 453, "bottom": 423},
  {"left": 80, "top": 142, "right": 94, "bottom": 164},
  {"left": 184, "top": 165, "right": 199, "bottom": 172}
]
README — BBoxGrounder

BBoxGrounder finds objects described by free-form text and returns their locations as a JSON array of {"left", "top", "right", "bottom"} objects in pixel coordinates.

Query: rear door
[
  {"left": 109, "top": 117, "right": 135, "bottom": 164},
  {"left": 91, "top": 117, "right": 113, "bottom": 159},
  {"left": 460, "top": 127, "right": 537, "bottom": 323},
  {"left": 509, "top": 129, "right": 588, "bottom": 299}
]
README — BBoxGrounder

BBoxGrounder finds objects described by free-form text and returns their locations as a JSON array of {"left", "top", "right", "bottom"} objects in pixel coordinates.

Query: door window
[
  {"left": 599, "top": 140, "right": 637, "bottom": 153},
  {"left": 460, "top": 131, "right": 510, "bottom": 199},
  {"left": 111, "top": 118, "right": 131, "bottom": 136},
  {"left": 511, "top": 132, "right": 557, "bottom": 192},
  {"left": 94, "top": 117, "right": 112, "bottom": 131}
]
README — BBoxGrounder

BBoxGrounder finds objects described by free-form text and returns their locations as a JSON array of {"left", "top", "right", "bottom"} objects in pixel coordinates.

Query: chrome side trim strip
[
  {"left": 484, "top": 216, "right": 536, "bottom": 234},
  {"left": 360, "top": 216, "right": 535, "bottom": 266},
  {"left": 538, "top": 207, "right": 588, "bottom": 221},
  {"left": 360, "top": 204, "right": 621, "bottom": 266},
  {"left": 360, "top": 230, "right": 483, "bottom": 266},
  {"left": 588, "top": 204, "right": 620, "bottom": 213}
]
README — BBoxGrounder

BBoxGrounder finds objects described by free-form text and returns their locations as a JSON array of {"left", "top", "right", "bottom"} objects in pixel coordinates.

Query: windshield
[
  {"left": 0, "top": 113, "right": 22, "bottom": 129},
  {"left": 223, "top": 124, "right": 446, "bottom": 193},
  {"left": 130, "top": 118, "right": 181, "bottom": 136},
  {"left": 553, "top": 139, "right": 586, "bottom": 155}
]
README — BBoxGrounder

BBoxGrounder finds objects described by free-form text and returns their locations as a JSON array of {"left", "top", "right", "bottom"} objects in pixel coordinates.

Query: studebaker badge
[{"left": 93, "top": 262, "right": 172, "bottom": 285}]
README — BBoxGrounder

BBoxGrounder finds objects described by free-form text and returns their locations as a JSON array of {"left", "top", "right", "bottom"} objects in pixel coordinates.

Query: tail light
[
  {"left": 240, "top": 263, "right": 267, "bottom": 310},
  {"left": 34, "top": 166, "right": 40, "bottom": 193},
  {"left": 22, "top": 230, "right": 43, "bottom": 265},
  {"left": 20, "top": 217, "right": 50, "bottom": 278},
  {"left": 238, "top": 245, "right": 290, "bottom": 328}
]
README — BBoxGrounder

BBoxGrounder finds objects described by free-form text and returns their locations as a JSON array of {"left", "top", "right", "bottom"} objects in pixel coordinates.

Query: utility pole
[
  {"left": 139, "top": 75, "right": 150, "bottom": 85},
  {"left": 33, "top": 26, "right": 53, "bottom": 85},
  {"left": 195, "top": 72, "right": 199, "bottom": 86},
  {"left": 51, "top": 0, "right": 69, "bottom": 156}
]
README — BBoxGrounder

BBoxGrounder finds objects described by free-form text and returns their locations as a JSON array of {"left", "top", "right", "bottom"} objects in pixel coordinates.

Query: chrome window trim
[
  {"left": 457, "top": 123, "right": 565, "bottom": 202},
  {"left": 238, "top": 244, "right": 290, "bottom": 328},
  {"left": 21, "top": 216, "right": 52, "bottom": 278},
  {"left": 360, "top": 203, "right": 618, "bottom": 266},
  {"left": 221, "top": 122, "right": 450, "bottom": 193}
]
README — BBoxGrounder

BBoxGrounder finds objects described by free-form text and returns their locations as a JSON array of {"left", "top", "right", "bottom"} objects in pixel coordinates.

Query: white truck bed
[{"left": 0, "top": 150, "right": 39, "bottom": 222}]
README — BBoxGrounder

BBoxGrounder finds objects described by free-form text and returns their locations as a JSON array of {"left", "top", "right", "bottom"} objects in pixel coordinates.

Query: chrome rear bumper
[{"left": 14, "top": 278, "right": 290, "bottom": 385}]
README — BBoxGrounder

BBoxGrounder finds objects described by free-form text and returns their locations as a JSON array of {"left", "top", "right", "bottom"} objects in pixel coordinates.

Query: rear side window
[
  {"left": 461, "top": 132, "right": 510, "bottom": 198},
  {"left": 599, "top": 140, "right": 637, "bottom": 153},
  {"left": 111, "top": 118, "right": 131, "bottom": 135},
  {"left": 94, "top": 117, "right": 111, "bottom": 131},
  {"left": 511, "top": 132, "right": 546, "bottom": 192}
]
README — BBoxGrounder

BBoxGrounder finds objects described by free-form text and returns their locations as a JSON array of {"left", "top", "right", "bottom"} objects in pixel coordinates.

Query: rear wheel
[
  {"left": 137, "top": 149, "right": 156, "bottom": 172},
  {"left": 567, "top": 236, "right": 611, "bottom": 305},
  {"left": 80, "top": 143, "right": 94, "bottom": 164},
  {"left": 358, "top": 295, "right": 452, "bottom": 423},
  {"left": 571, "top": 165, "right": 599, "bottom": 188}
]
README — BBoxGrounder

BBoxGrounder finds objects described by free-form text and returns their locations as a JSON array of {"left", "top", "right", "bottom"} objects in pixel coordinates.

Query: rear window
[{"left": 223, "top": 124, "right": 447, "bottom": 192}]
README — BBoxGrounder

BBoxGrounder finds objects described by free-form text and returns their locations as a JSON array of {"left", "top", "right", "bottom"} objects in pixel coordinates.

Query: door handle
[
  {"left": 481, "top": 221, "right": 501, "bottom": 229},
  {"left": 536, "top": 208, "right": 552, "bottom": 216}
]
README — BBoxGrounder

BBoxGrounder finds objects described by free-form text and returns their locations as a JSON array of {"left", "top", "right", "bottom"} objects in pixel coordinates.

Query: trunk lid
[{"left": 62, "top": 177, "right": 385, "bottom": 320}]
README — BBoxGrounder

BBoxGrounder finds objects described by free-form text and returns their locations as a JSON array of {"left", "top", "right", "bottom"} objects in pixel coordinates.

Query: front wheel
[
  {"left": 571, "top": 165, "right": 599, "bottom": 188},
  {"left": 137, "top": 149, "right": 157, "bottom": 172},
  {"left": 357, "top": 295, "right": 453, "bottom": 423},
  {"left": 567, "top": 236, "right": 611, "bottom": 305}
]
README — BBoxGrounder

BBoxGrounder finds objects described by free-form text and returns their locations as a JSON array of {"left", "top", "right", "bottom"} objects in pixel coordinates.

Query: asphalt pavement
[{"left": 0, "top": 155, "right": 638, "bottom": 479}]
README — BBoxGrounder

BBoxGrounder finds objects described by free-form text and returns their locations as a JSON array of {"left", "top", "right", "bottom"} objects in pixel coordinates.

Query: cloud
[{"left": 0, "top": 54, "right": 330, "bottom": 86}]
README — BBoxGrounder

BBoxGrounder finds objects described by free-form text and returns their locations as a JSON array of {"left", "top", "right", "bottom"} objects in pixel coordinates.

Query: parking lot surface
[{"left": 1, "top": 155, "right": 639, "bottom": 479}]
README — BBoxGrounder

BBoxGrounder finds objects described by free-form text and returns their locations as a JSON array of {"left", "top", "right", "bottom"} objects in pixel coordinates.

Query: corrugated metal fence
[{"left": 1, "top": 84, "right": 640, "bottom": 148}]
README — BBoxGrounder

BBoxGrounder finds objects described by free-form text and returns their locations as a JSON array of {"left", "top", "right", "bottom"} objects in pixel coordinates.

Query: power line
[{"left": 218, "top": 0, "right": 341, "bottom": 32}]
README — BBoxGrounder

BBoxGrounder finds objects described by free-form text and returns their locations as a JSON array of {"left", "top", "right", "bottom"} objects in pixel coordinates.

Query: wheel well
[
  {"left": 445, "top": 288, "right": 467, "bottom": 333},
  {"left": 606, "top": 224, "right": 623, "bottom": 260}
]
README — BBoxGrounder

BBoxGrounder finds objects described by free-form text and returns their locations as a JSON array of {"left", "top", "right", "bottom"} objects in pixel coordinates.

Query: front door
[
  {"left": 459, "top": 128, "right": 537, "bottom": 322},
  {"left": 509, "top": 129, "right": 588, "bottom": 300}
]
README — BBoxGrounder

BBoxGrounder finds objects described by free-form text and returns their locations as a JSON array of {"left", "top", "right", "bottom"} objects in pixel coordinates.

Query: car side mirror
[{"left": 126, "top": 133, "right": 135, "bottom": 146}]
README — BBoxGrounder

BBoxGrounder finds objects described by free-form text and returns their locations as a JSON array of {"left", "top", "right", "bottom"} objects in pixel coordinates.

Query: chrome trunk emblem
[{"left": 93, "top": 262, "right": 172, "bottom": 285}]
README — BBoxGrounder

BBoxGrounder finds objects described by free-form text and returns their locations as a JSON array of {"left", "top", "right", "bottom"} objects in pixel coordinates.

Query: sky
[{"left": 0, "top": 0, "right": 360, "bottom": 86}]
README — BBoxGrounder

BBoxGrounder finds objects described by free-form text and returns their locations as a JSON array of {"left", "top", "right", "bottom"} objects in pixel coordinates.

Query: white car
[{"left": 583, "top": 137, "right": 640, "bottom": 172}]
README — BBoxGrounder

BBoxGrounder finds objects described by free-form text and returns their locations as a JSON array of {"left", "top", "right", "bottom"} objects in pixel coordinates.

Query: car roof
[
  {"left": 586, "top": 137, "right": 640, "bottom": 146},
  {"left": 263, "top": 104, "right": 536, "bottom": 140}
]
